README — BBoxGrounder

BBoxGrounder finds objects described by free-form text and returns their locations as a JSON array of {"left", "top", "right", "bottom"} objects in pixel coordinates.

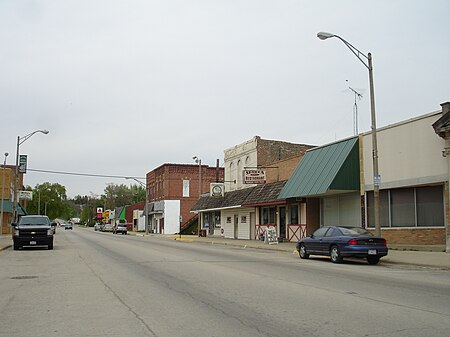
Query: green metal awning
[
  {"left": 279, "top": 137, "right": 360, "bottom": 198},
  {"left": 0, "top": 200, "right": 28, "bottom": 215},
  {"left": 116, "top": 206, "right": 126, "bottom": 220}
]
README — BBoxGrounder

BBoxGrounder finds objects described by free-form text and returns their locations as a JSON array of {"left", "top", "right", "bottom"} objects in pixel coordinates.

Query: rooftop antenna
[{"left": 346, "top": 80, "right": 363, "bottom": 135}]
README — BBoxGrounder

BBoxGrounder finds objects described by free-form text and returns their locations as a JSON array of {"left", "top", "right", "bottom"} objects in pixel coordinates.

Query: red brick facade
[
  {"left": 372, "top": 228, "right": 446, "bottom": 246},
  {"left": 147, "top": 163, "right": 224, "bottom": 228}
]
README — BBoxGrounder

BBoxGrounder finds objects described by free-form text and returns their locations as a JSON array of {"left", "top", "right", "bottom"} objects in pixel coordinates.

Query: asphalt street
[{"left": 1, "top": 227, "right": 449, "bottom": 337}]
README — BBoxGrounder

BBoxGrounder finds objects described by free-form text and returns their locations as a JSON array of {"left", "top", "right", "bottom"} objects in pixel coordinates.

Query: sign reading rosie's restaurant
[{"left": 243, "top": 169, "right": 266, "bottom": 184}]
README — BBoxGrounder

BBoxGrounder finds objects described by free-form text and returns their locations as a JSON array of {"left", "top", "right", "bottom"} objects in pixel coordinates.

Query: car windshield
[
  {"left": 339, "top": 227, "right": 372, "bottom": 236},
  {"left": 18, "top": 216, "right": 50, "bottom": 226}
]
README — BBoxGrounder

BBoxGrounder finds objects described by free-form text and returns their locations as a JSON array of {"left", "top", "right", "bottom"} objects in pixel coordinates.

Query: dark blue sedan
[{"left": 296, "top": 226, "right": 388, "bottom": 265}]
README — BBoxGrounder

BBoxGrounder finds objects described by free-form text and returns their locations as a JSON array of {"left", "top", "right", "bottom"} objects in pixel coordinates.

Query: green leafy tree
[
  {"left": 103, "top": 183, "right": 134, "bottom": 209},
  {"left": 130, "top": 184, "right": 146, "bottom": 203},
  {"left": 25, "top": 182, "right": 76, "bottom": 220}
]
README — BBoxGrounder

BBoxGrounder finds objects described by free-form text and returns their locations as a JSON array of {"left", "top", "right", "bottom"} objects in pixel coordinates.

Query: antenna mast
[{"left": 348, "top": 86, "right": 363, "bottom": 135}]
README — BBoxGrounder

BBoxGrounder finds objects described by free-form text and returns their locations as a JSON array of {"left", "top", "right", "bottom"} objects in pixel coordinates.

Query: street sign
[
  {"left": 18, "top": 155, "right": 27, "bottom": 174},
  {"left": 374, "top": 174, "right": 381, "bottom": 187}
]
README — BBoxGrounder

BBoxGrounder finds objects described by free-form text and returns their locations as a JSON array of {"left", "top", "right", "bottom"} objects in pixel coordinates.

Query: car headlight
[
  {"left": 47, "top": 229, "right": 54, "bottom": 236},
  {"left": 13, "top": 228, "right": 19, "bottom": 237}
]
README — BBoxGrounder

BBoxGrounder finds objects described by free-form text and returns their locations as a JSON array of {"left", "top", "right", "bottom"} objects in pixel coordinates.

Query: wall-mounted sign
[
  {"left": 18, "top": 155, "right": 27, "bottom": 174},
  {"left": 18, "top": 190, "right": 33, "bottom": 200},
  {"left": 210, "top": 183, "right": 224, "bottom": 197},
  {"left": 243, "top": 169, "right": 266, "bottom": 184}
]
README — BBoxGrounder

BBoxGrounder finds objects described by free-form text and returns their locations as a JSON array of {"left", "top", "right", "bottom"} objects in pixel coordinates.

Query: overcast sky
[{"left": 1, "top": 0, "right": 449, "bottom": 198}]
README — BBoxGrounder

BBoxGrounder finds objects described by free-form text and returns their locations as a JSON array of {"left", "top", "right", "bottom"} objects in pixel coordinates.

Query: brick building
[
  {"left": 0, "top": 165, "right": 26, "bottom": 234},
  {"left": 192, "top": 136, "right": 315, "bottom": 239},
  {"left": 146, "top": 163, "right": 224, "bottom": 234},
  {"left": 224, "top": 136, "right": 314, "bottom": 192}
]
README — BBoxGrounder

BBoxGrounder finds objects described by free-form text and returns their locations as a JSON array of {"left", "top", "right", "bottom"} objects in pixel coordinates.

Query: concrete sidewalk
[
  {"left": 2, "top": 232, "right": 450, "bottom": 270},
  {"left": 160, "top": 234, "right": 450, "bottom": 270}
]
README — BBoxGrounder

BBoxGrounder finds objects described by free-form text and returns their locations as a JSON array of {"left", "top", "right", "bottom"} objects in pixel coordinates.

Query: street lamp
[
  {"left": 193, "top": 156, "right": 202, "bottom": 236},
  {"left": 13, "top": 130, "right": 49, "bottom": 223},
  {"left": 317, "top": 31, "right": 381, "bottom": 236},
  {"left": 126, "top": 177, "right": 149, "bottom": 235},
  {"left": 44, "top": 199, "right": 54, "bottom": 216},
  {"left": 1, "top": 152, "right": 9, "bottom": 232}
]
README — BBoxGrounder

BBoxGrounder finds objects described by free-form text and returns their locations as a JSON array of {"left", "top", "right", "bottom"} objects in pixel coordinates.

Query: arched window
[{"left": 237, "top": 160, "right": 242, "bottom": 186}]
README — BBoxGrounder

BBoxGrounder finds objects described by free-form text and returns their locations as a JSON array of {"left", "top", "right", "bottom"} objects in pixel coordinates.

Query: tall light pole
[
  {"left": 317, "top": 31, "right": 381, "bottom": 236},
  {"left": 44, "top": 199, "right": 54, "bottom": 216},
  {"left": 126, "top": 177, "right": 149, "bottom": 235},
  {"left": 13, "top": 130, "right": 49, "bottom": 223},
  {"left": 1, "top": 152, "right": 9, "bottom": 233},
  {"left": 193, "top": 156, "right": 202, "bottom": 237}
]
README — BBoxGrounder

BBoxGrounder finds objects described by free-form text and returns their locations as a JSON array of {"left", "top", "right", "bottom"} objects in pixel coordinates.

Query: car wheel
[
  {"left": 330, "top": 245, "right": 343, "bottom": 263},
  {"left": 299, "top": 244, "right": 309, "bottom": 259},
  {"left": 367, "top": 256, "right": 380, "bottom": 265}
]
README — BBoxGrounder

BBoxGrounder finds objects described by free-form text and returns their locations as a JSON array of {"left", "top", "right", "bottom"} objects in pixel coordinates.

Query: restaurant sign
[{"left": 243, "top": 169, "right": 266, "bottom": 184}]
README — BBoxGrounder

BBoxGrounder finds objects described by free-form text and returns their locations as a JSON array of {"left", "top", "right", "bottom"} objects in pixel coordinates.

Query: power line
[{"left": 27, "top": 168, "right": 145, "bottom": 180}]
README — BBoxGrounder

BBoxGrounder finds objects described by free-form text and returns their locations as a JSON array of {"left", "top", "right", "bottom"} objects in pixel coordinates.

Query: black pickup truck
[{"left": 12, "top": 215, "right": 54, "bottom": 250}]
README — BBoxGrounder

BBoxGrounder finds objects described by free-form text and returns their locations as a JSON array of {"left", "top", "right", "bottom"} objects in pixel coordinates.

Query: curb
[{"left": 0, "top": 244, "right": 11, "bottom": 252}]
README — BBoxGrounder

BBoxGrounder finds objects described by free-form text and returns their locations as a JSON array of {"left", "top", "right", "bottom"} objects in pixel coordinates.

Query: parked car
[
  {"left": 65, "top": 222, "right": 73, "bottom": 230},
  {"left": 94, "top": 223, "right": 103, "bottom": 231},
  {"left": 102, "top": 223, "right": 113, "bottom": 232},
  {"left": 113, "top": 223, "right": 128, "bottom": 235},
  {"left": 296, "top": 226, "right": 388, "bottom": 265},
  {"left": 12, "top": 215, "right": 54, "bottom": 250}
]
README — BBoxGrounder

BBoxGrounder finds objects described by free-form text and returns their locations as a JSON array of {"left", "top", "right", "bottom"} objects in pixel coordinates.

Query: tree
[
  {"left": 103, "top": 183, "right": 134, "bottom": 209},
  {"left": 25, "top": 182, "right": 77, "bottom": 220}
]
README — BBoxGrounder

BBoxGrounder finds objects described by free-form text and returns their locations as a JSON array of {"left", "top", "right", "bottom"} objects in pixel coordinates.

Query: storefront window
[
  {"left": 214, "top": 211, "right": 221, "bottom": 228},
  {"left": 289, "top": 205, "right": 298, "bottom": 224},
  {"left": 367, "top": 185, "right": 444, "bottom": 228},
  {"left": 416, "top": 186, "right": 444, "bottom": 227},
  {"left": 367, "top": 190, "right": 389, "bottom": 227},
  {"left": 261, "top": 207, "right": 275, "bottom": 224},
  {"left": 204, "top": 213, "right": 210, "bottom": 228},
  {"left": 391, "top": 188, "right": 415, "bottom": 227}
]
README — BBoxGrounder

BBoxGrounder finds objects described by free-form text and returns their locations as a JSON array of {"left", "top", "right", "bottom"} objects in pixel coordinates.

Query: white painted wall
[
  {"left": 362, "top": 112, "right": 447, "bottom": 190},
  {"left": 224, "top": 137, "right": 258, "bottom": 191},
  {"left": 222, "top": 208, "right": 255, "bottom": 239},
  {"left": 163, "top": 200, "right": 181, "bottom": 234}
]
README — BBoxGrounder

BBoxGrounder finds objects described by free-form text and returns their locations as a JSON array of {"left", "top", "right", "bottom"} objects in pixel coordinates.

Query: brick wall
[
  {"left": 125, "top": 201, "right": 145, "bottom": 224},
  {"left": 257, "top": 138, "right": 314, "bottom": 167},
  {"left": 265, "top": 155, "right": 302, "bottom": 183},
  {"left": 146, "top": 163, "right": 224, "bottom": 228},
  {"left": 373, "top": 228, "right": 446, "bottom": 245}
]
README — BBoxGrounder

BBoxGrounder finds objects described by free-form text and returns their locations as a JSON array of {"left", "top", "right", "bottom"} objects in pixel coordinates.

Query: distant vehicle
[
  {"left": 296, "top": 226, "right": 388, "bottom": 265},
  {"left": 94, "top": 223, "right": 103, "bottom": 231},
  {"left": 65, "top": 222, "right": 73, "bottom": 230},
  {"left": 12, "top": 215, "right": 54, "bottom": 250},
  {"left": 102, "top": 223, "right": 113, "bottom": 232},
  {"left": 113, "top": 223, "right": 127, "bottom": 235},
  {"left": 60, "top": 222, "right": 66, "bottom": 227}
]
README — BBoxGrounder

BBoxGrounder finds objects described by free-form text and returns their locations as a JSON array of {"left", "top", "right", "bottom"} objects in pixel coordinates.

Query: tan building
[
  {"left": 0, "top": 165, "right": 23, "bottom": 234},
  {"left": 280, "top": 102, "right": 450, "bottom": 249},
  {"left": 193, "top": 136, "right": 315, "bottom": 240},
  {"left": 224, "top": 136, "right": 314, "bottom": 192}
]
